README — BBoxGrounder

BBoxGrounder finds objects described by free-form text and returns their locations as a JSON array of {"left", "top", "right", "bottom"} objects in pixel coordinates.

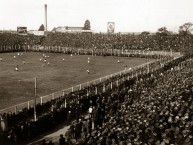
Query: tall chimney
[{"left": 44, "top": 4, "right": 47, "bottom": 32}]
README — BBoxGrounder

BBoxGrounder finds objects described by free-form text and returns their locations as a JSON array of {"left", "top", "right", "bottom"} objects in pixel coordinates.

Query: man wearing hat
[{"left": 59, "top": 134, "right": 69, "bottom": 145}]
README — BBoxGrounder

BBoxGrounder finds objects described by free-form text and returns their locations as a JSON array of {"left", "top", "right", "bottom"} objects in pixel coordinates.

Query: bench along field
[{"left": 0, "top": 52, "right": 152, "bottom": 110}]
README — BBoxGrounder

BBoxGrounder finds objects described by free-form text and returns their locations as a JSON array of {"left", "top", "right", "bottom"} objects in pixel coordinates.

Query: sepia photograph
[{"left": 0, "top": 0, "right": 193, "bottom": 144}]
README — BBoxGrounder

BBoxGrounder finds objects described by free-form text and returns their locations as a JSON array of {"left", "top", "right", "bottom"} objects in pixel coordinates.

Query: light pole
[{"left": 34, "top": 77, "right": 37, "bottom": 122}]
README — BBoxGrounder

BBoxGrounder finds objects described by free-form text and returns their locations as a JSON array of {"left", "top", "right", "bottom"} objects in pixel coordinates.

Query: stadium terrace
[{"left": 0, "top": 32, "right": 193, "bottom": 145}]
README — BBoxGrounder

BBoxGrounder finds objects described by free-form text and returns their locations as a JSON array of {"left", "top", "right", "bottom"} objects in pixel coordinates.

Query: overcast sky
[{"left": 0, "top": 0, "right": 192, "bottom": 32}]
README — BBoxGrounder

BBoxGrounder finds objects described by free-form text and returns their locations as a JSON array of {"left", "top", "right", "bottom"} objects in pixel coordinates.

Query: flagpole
[{"left": 34, "top": 77, "right": 37, "bottom": 121}]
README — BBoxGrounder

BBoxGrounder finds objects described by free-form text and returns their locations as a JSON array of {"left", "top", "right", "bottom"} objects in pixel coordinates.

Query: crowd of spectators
[
  {"left": 63, "top": 56, "right": 193, "bottom": 145},
  {"left": 0, "top": 32, "right": 193, "bottom": 53},
  {"left": 0, "top": 33, "right": 43, "bottom": 52},
  {"left": 41, "top": 32, "right": 193, "bottom": 52}
]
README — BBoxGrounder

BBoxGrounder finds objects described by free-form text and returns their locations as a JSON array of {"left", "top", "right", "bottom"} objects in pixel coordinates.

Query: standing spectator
[
  {"left": 41, "top": 139, "right": 47, "bottom": 145},
  {"left": 59, "top": 134, "right": 68, "bottom": 145}
]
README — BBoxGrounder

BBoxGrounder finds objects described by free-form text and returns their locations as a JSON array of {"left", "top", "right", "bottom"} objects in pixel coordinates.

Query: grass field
[{"left": 0, "top": 52, "right": 152, "bottom": 110}]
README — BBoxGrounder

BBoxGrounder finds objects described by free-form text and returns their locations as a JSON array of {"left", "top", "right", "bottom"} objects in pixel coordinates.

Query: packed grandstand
[
  {"left": 0, "top": 32, "right": 193, "bottom": 145},
  {"left": 0, "top": 32, "right": 193, "bottom": 52}
]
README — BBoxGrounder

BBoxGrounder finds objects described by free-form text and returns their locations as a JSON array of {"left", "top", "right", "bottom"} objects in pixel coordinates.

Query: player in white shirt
[{"left": 15, "top": 65, "right": 18, "bottom": 71}]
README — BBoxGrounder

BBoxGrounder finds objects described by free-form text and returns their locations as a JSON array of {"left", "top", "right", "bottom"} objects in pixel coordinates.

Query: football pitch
[{"left": 0, "top": 52, "right": 152, "bottom": 110}]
